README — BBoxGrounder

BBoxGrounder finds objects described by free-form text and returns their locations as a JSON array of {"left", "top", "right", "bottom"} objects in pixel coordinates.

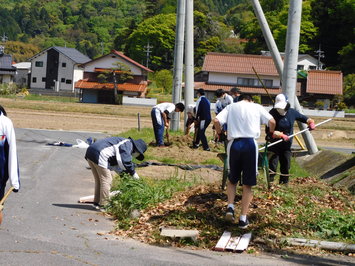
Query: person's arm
[
  {"left": 115, "top": 142, "right": 135, "bottom": 175},
  {"left": 4, "top": 117, "right": 20, "bottom": 191},
  {"left": 162, "top": 111, "right": 169, "bottom": 128}
]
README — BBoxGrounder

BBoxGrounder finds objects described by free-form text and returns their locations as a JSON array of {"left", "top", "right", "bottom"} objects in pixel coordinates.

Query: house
[
  {"left": 195, "top": 52, "right": 342, "bottom": 107},
  {"left": 13, "top": 62, "right": 31, "bottom": 88},
  {"left": 75, "top": 50, "right": 153, "bottom": 104},
  {"left": 29, "top": 46, "right": 91, "bottom": 91},
  {"left": 0, "top": 47, "right": 16, "bottom": 84}
]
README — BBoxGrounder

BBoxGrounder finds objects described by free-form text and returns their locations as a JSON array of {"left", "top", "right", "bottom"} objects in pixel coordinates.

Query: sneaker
[
  {"left": 225, "top": 207, "right": 235, "bottom": 222},
  {"left": 192, "top": 143, "right": 199, "bottom": 149},
  {"left": 238, "top": 219, "right": 249, "bottom": 229},
  {"left": 92, "top": 203, "right": 100, "bottom": 210},
  {"left": 203, "top": 147, "right": 210, "bottom": 151}
]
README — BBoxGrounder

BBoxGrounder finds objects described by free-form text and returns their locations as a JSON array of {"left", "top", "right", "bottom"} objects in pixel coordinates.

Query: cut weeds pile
[{"left": 109, "top": 176, "right": 354, "bottom": 252}]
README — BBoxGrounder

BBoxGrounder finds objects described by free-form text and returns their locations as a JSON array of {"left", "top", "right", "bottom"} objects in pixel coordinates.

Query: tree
[
  {"left": 155, "top": 69, "right": 173, "bottom": 94},
  {"left": 343, "top": 74, "right": 355, "bottom": 108}
]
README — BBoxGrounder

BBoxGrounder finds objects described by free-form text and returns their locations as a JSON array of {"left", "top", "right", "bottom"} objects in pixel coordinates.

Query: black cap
[{"left": 129, "top": 137, "right": 147, "bottom": 161}]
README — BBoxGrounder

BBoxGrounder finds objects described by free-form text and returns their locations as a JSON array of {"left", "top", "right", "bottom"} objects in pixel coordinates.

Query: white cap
[{"left": 274, "top": 94, "right": 288, "bottom": 109}]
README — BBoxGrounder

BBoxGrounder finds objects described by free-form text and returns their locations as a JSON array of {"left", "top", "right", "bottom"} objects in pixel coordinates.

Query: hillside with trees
[{"left": 0, "top": 0, "right": 353, "bottom": 75}]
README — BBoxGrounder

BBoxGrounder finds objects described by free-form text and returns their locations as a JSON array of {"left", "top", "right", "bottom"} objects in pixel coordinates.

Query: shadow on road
[{"left": 52, "top": 203, "right": 95, "bottom": 210}]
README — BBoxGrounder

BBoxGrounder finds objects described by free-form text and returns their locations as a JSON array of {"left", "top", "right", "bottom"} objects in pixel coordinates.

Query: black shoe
[
  {"left": 225, "top": 207, "right": 235, "bottom": 222},
  {"left": 238, "top": 219, "right": 249, "bottom": 229},
  {"left": 203, "top": 147, "right": 210, "bottom": 151},
  {"left": 192, "top": 143, "right": 199, "bottom": 149}
]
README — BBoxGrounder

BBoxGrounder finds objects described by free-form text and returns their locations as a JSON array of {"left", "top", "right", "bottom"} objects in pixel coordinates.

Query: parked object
[{"left": 214, "top": 231, "right": 252, "bottom": 252}]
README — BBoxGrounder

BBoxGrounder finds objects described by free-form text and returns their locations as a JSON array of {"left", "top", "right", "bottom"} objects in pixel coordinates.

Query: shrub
[{"left": 315, "top": 100, "right": 324, "bottom": 110}]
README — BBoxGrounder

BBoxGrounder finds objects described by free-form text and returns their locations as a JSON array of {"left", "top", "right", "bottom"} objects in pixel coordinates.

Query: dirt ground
[{"left": 5, "top": 105, "right": 354, "bottom": 183}]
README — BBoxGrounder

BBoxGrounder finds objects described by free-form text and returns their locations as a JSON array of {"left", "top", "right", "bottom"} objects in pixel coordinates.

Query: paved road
[{"left": 0, "top": 128, "right": 353, "bottom": 265}]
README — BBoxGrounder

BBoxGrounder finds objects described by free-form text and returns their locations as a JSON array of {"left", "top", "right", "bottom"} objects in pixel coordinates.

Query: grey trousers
[{"left": 87, "top": 159, "right": 113, "bottom": 206}]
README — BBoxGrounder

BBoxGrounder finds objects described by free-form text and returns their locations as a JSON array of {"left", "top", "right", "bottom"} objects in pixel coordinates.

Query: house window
[
  {"left": 62, "top": 62, "right": 66, "bottom": 68},
  {"left": 42, "top": 77, "right": 46, "bottom": 82},
  {"left": 297, "top": 65, "right": 304, "bottom": 70},
  {"left": 32, "top": 77, "right": 37, "bottom": 83},
  {"left": 264, "top": 80, "right": 273, "bottom": 87},
  {"left": 35, "top": 61, "right": 43, "bottom": 67},
  {"left": 66, "top": 79, "right": 72, "bottom": 84},
  {"left": 309, "top": 65, "right": 316, "bottom": 70},
  {"left": 61, "top": 78, "right": 65, "bottom": 82}
]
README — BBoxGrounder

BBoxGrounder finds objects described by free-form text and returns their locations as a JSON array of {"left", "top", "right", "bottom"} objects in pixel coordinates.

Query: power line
[{"left": 143, "top": 41, "right": 153, "bottom": 68}]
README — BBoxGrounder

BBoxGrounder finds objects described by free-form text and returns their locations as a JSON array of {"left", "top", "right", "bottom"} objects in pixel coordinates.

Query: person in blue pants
[{"left": 151, "top": 102, "right": 185, "bottom": 147}]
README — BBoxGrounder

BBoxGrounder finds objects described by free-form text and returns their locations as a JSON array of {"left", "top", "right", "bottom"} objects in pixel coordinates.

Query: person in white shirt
[
  {"left": 213, "top": 94, "right": 276, "bottom": 228},
  {"left": 185, "top": 104, "right": 196, "bottom": 135},
  {"left": 0, "top": 105, "right": 20, "bottom": 201},
  {"left": 151, "top": 102, "right": 185, "bottom": 147},
  {"left": 215, "top": 89, "right": 233, "bottom": 114}
]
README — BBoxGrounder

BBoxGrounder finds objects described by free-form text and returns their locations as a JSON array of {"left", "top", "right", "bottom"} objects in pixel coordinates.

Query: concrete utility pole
[
  {"left": 184, "top": 0, "right": 195, "bottom": 130},
  {"left": 315, "top": 44, "right": 325, "bottom": 70},
  {"left": 171, "top": 0, "right": 186, "bottom": 131},
  {"left": 251, "top": 0, "right": 318, "bottom": 154},
  {"left": 144, "top": 41, "right": 153, "bottom": 69}
]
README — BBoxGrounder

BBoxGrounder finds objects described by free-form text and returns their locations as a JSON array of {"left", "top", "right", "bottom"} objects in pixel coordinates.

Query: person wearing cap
[
  {"left": 193, "top": 88, "right": 211, "bottom": 151},
  {"left": 151, "top": 102, "right": 185, "bottom": 147},
  {"left": 267, "top": 94, "right": 316, "bottom": 184},
  {"left": 215, "top": 89, "right": 233, "bottom": 114},
  {"left": 230, "top": 87, "right": 241, "bottom": 103},
  {"left": 0, "top": 105, "right": 20, "bottom": 201},
  {"left": 213, "top": 94, "right": 276, "bottom": 228},
  {"left": 85, "top": 137, "right": 147, "bottom": 208}
]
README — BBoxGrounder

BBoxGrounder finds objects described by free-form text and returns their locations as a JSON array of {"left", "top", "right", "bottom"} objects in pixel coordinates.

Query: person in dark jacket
[
  {"left": 0, "top": 105, "right": 20, "bottom": 201},
  {"left": 267, "top": 94, "right": 315, "bottom": 184},
  {"left": 192, "top": 88, "right": 211, "bottom": 151},
  {"left": 85, "top": 137, "right": 147, "bottom": 208}
]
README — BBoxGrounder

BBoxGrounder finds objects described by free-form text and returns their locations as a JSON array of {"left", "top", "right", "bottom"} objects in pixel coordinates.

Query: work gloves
[
  {"left": 268, "top": 131, "right": 290, "bottom": 141},
  {"left": 132, "top": 172, "right": 140, "bottom": 180},
  {"left": 217, "top": 131, "right": 227, "bottom": 142}
]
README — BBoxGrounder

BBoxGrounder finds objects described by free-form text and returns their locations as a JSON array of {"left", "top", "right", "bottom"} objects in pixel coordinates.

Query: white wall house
[
  {"left": 0, "top": 48, "right": 16, "bottom": 84},
  {"left": 29, "top": 46, "right": 91, "bottom": 92},
  {"left": 13, "top": 62, "right": 31, "bottom": 88}
]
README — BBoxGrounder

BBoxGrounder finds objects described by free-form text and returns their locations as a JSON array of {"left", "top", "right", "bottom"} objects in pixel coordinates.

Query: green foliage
[
  {"left": 315, "top": 100, "right": 324, "bottom": 110},
  {"left": 0, "top": 83, "right": 18, "bottom": 95},
  {"left": 4, "top": 41, "right": 40, "bottom": 62},
  {"left": 336, "top": 102, "right": 347, "bottom": 111},
  {"left": 108, "top": 174, "right": 196, "bottom": 229},
  {"left": 252, "top": 95, "right": 261, "bottom": 104},
  {"left": 343, "top": 74, "right": 355, "bottom": 107},
  {"left": 309, "top": 209, "right": 355, "bottom": 241},
  {"left": 154, "top": 69, "right": 173, "bottom": 94}
]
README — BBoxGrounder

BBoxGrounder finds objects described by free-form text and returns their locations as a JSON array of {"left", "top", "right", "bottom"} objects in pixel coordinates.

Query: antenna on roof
[{"left": 0, "top": 33, "right": 8, "bottom": 56}]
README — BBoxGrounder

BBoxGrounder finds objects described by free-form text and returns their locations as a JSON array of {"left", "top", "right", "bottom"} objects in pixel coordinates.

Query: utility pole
[
  {"left": 184, "top": 0, "right": 195, "bottom": 130},
  {"left": 171, "top": 0, "right": 186, "bottom": 131},
  {"left": 315, "top": 44, "right": 325, "bottom": 70},
  {"left": 144, "top": 41, "right": 153, "bottom": 69},
  {"left": 251, "top": 0, "right": 318, "bottom": 154},
  {"left": 0, "top": 33, "right": 8, "bottom": 55}
]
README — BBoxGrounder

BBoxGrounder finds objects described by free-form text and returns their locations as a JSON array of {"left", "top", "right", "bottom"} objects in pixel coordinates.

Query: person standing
[
  {"left": 151, "top": 102, "right": 185, "bottom": 147},
  {"left": 213, "top": 94, "right": 276, "bottom": 228},
  {"left": 193, "top": 88, "right": 211, "bottom": 151},
  {"left": 0, "top": 105, "right": 20, "bottom": 201},
  {"left": 85, "top": 137, "right": 147, "bottom": 208},
  {"left": 185, "top": 104, "right": 196, "bottom": 135},
  {"left": 267, "top": 94, "right": 315, "bottom": 184},
  {"left": 230, "top": 87, "right": 241, "bottom": 103}
]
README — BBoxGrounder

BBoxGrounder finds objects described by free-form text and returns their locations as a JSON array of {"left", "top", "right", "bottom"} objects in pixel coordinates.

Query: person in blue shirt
[
  {"left": 0, "top": 105, "right": 20, "bottom": 202},
  {"left": 230, "top": 87, "right": 241, "bottom": 103},
  {"left": 85, "top": 137, "right": 147, "bottom": 208},
  {"left": 267, "top": 94, "right": 315, "bottom": 184},
  {"left": 193, "top": 88, "right": 211, "bottom": 151}
]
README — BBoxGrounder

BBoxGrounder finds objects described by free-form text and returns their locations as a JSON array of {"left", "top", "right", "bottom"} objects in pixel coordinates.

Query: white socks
[
  {"left": 239, "top": 215, "right": 247, "bottom": 222},
  {"left": 227, "top": 204, "right": 234, "bottom": 210}
]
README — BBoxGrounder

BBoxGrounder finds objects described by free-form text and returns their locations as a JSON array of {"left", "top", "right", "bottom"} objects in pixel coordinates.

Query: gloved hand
[
  {"left": 265, "top": 131, "right": 273, "bottom": 141},
  {"left": 132, "top": 172, "right": 140, "bottom": 180},
  {"left": 13, "top": 189, "right": 19, "bottom": 193},
  {"left": 272, "top": 131, "right": 290, "bottom": 141},
  {"left": 218, "top": 131, "right": 227, "bottom": 142},
  {"left": 308, "top": 119, "right": 315, "bottom": 131}
]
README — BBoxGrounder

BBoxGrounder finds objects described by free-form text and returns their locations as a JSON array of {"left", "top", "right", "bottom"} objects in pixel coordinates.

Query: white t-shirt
[
  {"left": 216, "top": 100, "right": 273, "bottom": 140},
  {"left": 154, "top": 102, "right": 175, "bottom": 114}
]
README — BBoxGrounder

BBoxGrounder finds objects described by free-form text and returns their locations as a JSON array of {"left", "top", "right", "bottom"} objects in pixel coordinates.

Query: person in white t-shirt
[
  {"left": 213, "top": 94, "right": 275, "bottom": 228},
  {"left": 151, "top": 102, "right": 185, "bottom": 147}
]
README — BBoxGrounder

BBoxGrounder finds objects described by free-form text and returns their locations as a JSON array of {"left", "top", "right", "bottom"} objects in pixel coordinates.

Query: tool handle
[{"left": 0, "top": 187, "right": 14, "bottom": 205}]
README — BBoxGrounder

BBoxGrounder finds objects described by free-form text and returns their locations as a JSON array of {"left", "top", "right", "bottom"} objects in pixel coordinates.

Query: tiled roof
[
  {"left": 202, "top": 52, "right": 278, "bottom": 76},
  {"left": 193, "top": 82, "right": 301, "bottom": 96},
  {"left": 29, "top": 46, "right": 91, "bottom": 64},
  {"left": 307, "top": 70, "right": 343, "bottom": 95},
  {"left": 81, "top": 50, "right": 153, "bottom": 73},
  {"left": 75, "top": 79, "right": 148, "bottom": 93}
]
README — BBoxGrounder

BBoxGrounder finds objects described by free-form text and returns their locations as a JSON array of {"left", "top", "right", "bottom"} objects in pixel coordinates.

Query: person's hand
[
  {"left": 132, "top": 173, "right": 140, "bottom": 180},
  {"left": 265, "top": 131, "right": 273, "bottom": 141},
  {"left": 272, "top": 131, "right": 289, "bottom": 141},
  {"left": 308, "top": 119, "right": 315, "bottom": 131},
  {"left": 218, "top": 131, "right": 227, "bottom": 142},
  {"left": 13, "top": 189, "right": 19, "bottom": 193}
]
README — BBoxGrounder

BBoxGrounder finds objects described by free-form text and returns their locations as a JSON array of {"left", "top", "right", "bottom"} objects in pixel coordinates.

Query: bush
[
  {"left": 315, "top": 100, "right": 324, "bottom": 110},
  {"left": 0, "top": 83, "right": 18, "bottom": 95},
  {"left": 252, "top": 95, "right": 261, "bottom": 104},
  {"left": 336, "top": 102, "right": 347, "bottom": 111}
]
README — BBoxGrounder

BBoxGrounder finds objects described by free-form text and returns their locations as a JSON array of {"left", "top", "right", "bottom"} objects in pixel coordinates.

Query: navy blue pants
[
  {"left": 151, "top": 108, "right": 165, "bottom": 146},
  {"left": 194, "top": 119, "right": 211, "bottom": 150}
]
